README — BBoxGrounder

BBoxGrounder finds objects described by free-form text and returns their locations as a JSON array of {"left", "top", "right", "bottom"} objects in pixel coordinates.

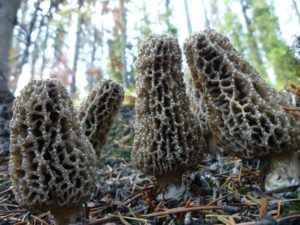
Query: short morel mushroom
[
  {"left": 184, "top": 29, "right": 300, "bottom": 192},
  {"left": 79, "top": 79, "right": 124, "bottom": 158},
  {"left": 187, "top": 75, "right": 218, "bottom": 156},
  {"left": 132, "top": 34, "right": 205, "bottom": 199},
  {"left": 9, "top": 79, "right": 96, "bottom": 224}
]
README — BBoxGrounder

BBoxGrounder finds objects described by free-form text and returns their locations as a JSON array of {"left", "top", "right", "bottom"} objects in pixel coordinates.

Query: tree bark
[
  {"left": 0, "top": 0, "right": 21, "bottom": 93},
  {"left": 119, "top": 0, "right": 127, "bottom": 88},
  {"left": 71, "top": 0, "right": 84, "bottom": 98},
  {"left": 0, "top": 0, "right": 21, "bottom": 155},
  {"left": 292, "top": 0, "right": 300, "bottom": 25},
  {"left": 240, "top": 0, "right": 267, "bottom": 76},
  {"left": 201, "top": 0, "right": 210, "bottom": 28},
  {"left": 13, "top": 0, "right": 40, "bottom": 92},
  {"left": 183, "top": 0, "right": 192, "bottom": 34}
]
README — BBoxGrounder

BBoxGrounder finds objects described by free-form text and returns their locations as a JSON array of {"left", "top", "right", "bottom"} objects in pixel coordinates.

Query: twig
[
  {"left": 258, "top": 197, "right": 268, "bottom": 219},
  {"left": 139, "top": 205, "right": 224, "bottom": 218},
  {"left": 31, "top": 214, "right": 50, "bottom": 225},
  {"left": 276, "top": 201, "right": 281, "bottom": 218},
  {"left": 0, "top": 187, "right": 13, "bottom": 197},
  {"left": 123, "top": 192, "right": 143, "bottom": 205},
  {"left": 235, "top": 222, "right": 255, "bottom": 225},
  {"left": 86, "top": 217, "right": 114, "bottom": 225},
  {"left": 117, "top": 212, "right": 131, "bottom": 225},
  {"left": 237, "top": 163, "right": 242, "bottom": 182},
  {"left": 108, "top": 213, "right": 149, "bottom": 223},
  {"left": 277, "top": 214, "right": 300, "bottom": 223},
  {"left": 207, "top": 191, "right": 237, "bottom": 206}
]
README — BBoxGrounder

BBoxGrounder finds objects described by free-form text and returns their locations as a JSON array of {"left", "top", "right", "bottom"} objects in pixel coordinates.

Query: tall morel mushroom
[
  {"left": 79, "top": 79, "right": 124, "bottom": 158},
  {"left": 9, "top": 79, "right": 96, "bottom": 225},
  {"left": 132, "top": 34, "right": 205, "bottom": 198},
  {"left": 184, "top": 29, "right": 300, "bottom": 192}
]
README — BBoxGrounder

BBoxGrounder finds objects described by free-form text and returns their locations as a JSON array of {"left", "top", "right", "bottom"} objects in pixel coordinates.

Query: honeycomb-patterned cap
[
  {"left": 132, "top": 34, "right": 205, "bottom": 177},
  {"left": 79, "top": 79, "right": 124, "bottom": 157},
  {"left": 184, "top": 29, "right": 300, "bottom": 159},
  {"left": 9, "top": 79, "right": 96, "bottom": 214}
]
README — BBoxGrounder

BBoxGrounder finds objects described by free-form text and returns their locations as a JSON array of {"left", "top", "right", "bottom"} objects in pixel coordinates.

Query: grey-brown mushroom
[
  {"left": 184, "top": 29, "right": 300, "bottom": 192},
  {"left": 9, "top": 79, "right": 96, "bottom": 224},
  {"left": 79, "top": 79, "right": 124, "bottom": 158},
  {"left": 132, "top": 34, "right": 205, "bottom": 199}
]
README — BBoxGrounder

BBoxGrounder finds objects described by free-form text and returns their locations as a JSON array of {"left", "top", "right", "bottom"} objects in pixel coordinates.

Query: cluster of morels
[
  {"left": 8, "top": 29, "right": 300, "bottom": 224},
  {"left": 9, "top": 79, "right": 124, "bottom": 224}
]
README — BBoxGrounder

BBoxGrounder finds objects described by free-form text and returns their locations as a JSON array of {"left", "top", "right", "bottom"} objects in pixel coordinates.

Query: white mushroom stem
[
  {"left": 264, "top": 151, "right": 300, "bottom": 192},
  {"left": 155, "top": 171, "right": 187, "bottom": 200}
]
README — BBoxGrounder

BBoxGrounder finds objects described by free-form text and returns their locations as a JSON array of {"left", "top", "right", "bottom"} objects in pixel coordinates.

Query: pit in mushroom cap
[
  {"left": 79, "top": 79, "right": 124, "bottom": 158},
  {"left": 184, "top": 29, "right": 300, "bottom": 192},
  {"left": 9, "top": 79, "right": 96, "bottom": 225},
  {"left": 132, "top": 34, "right": 205, "bottom": 198}
]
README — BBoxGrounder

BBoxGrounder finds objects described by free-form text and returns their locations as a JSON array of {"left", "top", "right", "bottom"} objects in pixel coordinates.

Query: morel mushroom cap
[
  {"left": 132, "top": 34, "right": 205, "bottom": 189},
  {"left": 79, "top": 79, "right": 124, "bottom": 157},
  {"left": 9, "top": 79, "right": 96, "bottom": 224},
  {"left": 187, "top": 75, "right": 218, "bottom": 155},
  {"left": 184, "top": 29, "right": 300, "bottom": 192}
]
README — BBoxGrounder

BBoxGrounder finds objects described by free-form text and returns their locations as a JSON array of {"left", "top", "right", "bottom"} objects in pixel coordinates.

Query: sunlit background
[{"left": 8, "top": 0, "right": 300, "bottom": 99}]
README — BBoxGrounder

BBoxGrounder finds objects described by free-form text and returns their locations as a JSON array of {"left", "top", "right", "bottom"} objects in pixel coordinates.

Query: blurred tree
[
  {"left": 49, "top": 2, "right": 72, "bottom": 88},
  {"left": 250, "top": 0, "right": 296, "bottom": 86},
  {"left": 120, "top": 0, "right": 127, "bottom": 87},
  {"left": 134, "top": 0, "right": 151, "bottom": 46},
  {"left": 209, "top": 0, "right": 222, "bottom": 28},
  {"left": 0, "top": 0, "right": 21, "bottom": 155},
  {"left": 127, "top": 0, "right": 152, "bottom": 88},
  {"left": 161, "top": 0, "right": 177, "bottom": 36},
  {"left": 183, "top": 0, "right": 192, "bottom": 33},
  {"left": 108, "top": 0, "right": 128, "bottom": 87},
  {"left": 218, "top": 0, "right": 247, "bottom": 54},
  {"left": 292, "top": 0, "right": 300, "bottom": 24},
  {"left": 239, "top": 0, "right": 267, "bottom": 77},
  {"left": 286, "top": 35, "right": 300, "bottom": 80},
  {"left": 201, "top": 0, "right": 210, "bottom": 28},
  {"left": 50, "top": 55, "right": 72, "bottom": 86},
  {"left": 85, "top": 27, "right": 103, "bottom": 91},
  {"left": 12, "top": 0, "right": 41, "bottom": 91},
  {"left": 71, "top": 0, "right": 84, "bottom": 98},
  {"left": 85, "top": 1, "right": 108, "bottom": 91}
]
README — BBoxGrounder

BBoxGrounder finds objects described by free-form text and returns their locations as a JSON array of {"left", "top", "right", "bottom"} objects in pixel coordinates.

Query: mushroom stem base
[
  {"left": 264, "top": 151, "right": 300, "bottom": 192},
  {"left": 155, "top": 171, "right": 187, "bottom": 200},
  {"left": 50, "top": 205, "right": 85, "bottom": 225}
]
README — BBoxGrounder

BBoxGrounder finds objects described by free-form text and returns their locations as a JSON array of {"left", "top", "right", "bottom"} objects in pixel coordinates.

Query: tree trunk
[
  {"left": 183, "top": 0, "right": 192, "bottom": 34},
  {"left": 0, "top": 0, "right": 21, "bottom": 156},
  {"left": 119, "top": 0, "right": 127, "bottom": 88},
  {"left": 71, "top": 0, "right": 84, "bottom": 98},
  {"left": 240, "top": 0, "right": 267, "bottom": 76},
  {"left": 0, "top": 0, "right": 21, "bottom": 93},
  {"left": 40, "top": 23, "right": 50, "bottom": 79},
  {"left": 201, "top": 0, "right": 210, "bottom": 28},
  {"left": 292, "top": 0, "right": 300, "bottom": 25},
  {"left": 13, "top": 0, "right": 40, "bottom": 92}
]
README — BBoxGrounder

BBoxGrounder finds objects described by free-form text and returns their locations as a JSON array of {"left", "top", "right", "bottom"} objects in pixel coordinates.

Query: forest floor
[{"left": 1, "top": 106, "right": 300, "bottom": 225}]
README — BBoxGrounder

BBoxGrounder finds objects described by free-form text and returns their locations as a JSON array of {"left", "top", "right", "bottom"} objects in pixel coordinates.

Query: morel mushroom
[
  {"left": 187, "top": 75, "right": 218, "bottom": 155},
  {"left": 184, "top": 29, "right": 300, "bottom": 192},
  {"left": 9, "top": 79, "right": 96, "bottom": 225},
  {"left": 79, "top": 79, "right": 124, "bottom": 157},
  {"left": 132, "top": 34, "right": 205, "bottom": 198}
]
